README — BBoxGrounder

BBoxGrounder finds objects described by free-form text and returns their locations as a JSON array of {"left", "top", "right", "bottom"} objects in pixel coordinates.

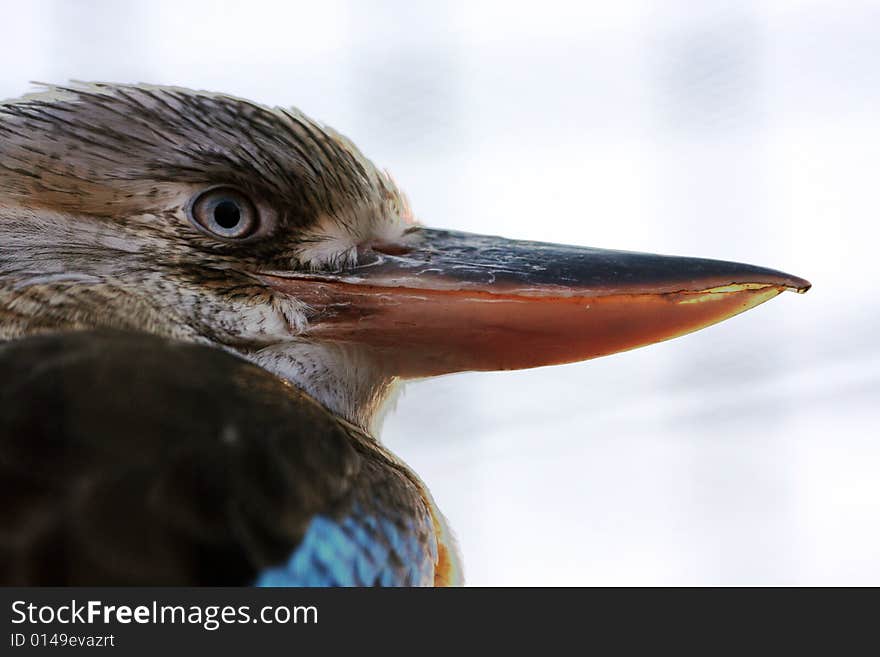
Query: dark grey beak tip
[
  {"left": 792, "top": 277, "right": 812, "bottom": 294},
  {"left": 757, "top": 269, "right": 810, "bottom": 294}
]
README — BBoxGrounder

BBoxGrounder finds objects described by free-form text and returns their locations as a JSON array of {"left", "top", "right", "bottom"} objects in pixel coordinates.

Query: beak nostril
[{"left": 372, "top": 242, "right": 412, "bottom": 257}]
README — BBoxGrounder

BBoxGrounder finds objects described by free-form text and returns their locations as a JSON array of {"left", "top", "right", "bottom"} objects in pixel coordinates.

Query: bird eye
[{"left": 187, "top": 187, "right": 259, "bottom": 239}]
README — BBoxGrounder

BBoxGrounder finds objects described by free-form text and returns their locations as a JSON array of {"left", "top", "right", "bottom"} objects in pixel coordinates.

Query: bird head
[{"left": 0, "top": 83, "right": 809, "bottom": 432}]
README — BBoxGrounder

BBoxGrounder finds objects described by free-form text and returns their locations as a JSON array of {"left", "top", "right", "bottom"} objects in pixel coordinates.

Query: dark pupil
[{"left": 213, "top": 199, "right": 241, "bottom": 229}]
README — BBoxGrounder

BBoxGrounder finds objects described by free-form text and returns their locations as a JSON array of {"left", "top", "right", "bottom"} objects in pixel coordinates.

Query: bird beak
[{"left": 259, "top": 228, "right": 810, "bottom": 378}]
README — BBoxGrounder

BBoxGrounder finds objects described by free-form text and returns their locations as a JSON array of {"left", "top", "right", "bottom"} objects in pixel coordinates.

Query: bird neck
[
  {"left": 0, "top": 209, "right": 400, "bottom": 433},
  {"left": 244, "top": 340, "right": 402, "bottom": 436}
]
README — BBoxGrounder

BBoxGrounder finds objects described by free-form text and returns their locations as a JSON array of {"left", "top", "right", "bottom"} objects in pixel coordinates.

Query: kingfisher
[{"left": 0, "top": 83, "right": 809, "bottom": 586}]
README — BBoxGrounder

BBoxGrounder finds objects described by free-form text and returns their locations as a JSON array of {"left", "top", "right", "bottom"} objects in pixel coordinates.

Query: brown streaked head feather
[
  {"left": 0, "top": 83, "right": 416, "bottom": 429},
  {"left": 0, "top": 82, "right": 382, "bottom": 222}
]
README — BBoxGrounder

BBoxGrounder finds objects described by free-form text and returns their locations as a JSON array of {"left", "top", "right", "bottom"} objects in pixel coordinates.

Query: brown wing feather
[{"left": 0, "top": 330, "right": 365, "bottom": 585}]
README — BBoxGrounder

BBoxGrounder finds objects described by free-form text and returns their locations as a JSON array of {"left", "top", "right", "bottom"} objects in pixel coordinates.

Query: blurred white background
[{"left": 2, "top": 0, "right": 877, "bottom": 585}]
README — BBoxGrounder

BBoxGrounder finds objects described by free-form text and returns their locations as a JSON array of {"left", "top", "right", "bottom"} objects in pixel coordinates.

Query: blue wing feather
[{"left": 254, "top": 509, "right": 437, "bottom": 587}]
